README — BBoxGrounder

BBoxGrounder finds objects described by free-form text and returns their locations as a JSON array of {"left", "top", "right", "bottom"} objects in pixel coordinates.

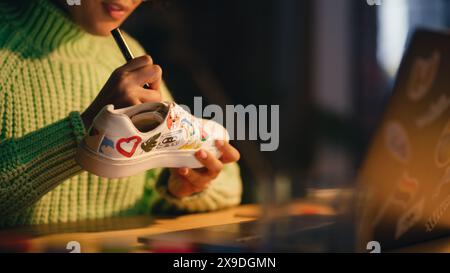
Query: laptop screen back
[{"left": 357, "top": 29, "right": 450, "bottom": 251}]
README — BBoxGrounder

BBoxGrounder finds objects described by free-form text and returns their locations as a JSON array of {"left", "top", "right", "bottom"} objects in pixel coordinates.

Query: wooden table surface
[
  {"left": 0, "top": 202, "right": 333, "bottom": 253},
  {"left": 1, "top": 201, "right": 448, "bottom": 253}
]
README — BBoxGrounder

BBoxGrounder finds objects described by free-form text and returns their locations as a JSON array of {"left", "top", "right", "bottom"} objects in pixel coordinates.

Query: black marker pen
[{"left": 111, "top": 28, "right": 151, "bottom": 89}]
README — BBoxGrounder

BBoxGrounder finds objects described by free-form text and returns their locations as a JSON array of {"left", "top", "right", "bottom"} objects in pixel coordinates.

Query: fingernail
[
  {"left": 215, "top": 140, "right": 224, "bottom": 147},
  {"left": 178, "top": 168, "right": 188, "bottom": 176},
  {"left": 197, "top": 150, "right": 207, "bottom": 159}
]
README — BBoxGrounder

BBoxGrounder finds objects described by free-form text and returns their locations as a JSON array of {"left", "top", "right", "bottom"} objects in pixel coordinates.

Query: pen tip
[{"left": 111, "top": 28, "right": 120, "bottom": 35}]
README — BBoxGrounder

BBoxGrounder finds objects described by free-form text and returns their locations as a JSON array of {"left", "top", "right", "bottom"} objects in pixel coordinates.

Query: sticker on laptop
[
  {"left": 395, "top": 198, "right": 425, "bottom": 239},
  {"left": 435, "top": 120, "right": 450, "bottom": 168},
  {"left": 416, "top": 94, "right": 450, "bottom": 128},
  {"left": 384, "top": 121, "right": 411, "bottom": 163},
  {"left": 431, "top": 167, "right": 450, "bottom": 200},
  {"left": 391, "top": 172, "right": 419, "bottom": 208},
  {"left": 407, "top": 51, "right": 441, "bottom": 102},
  {"left": 372, "top": 172, "right": 419, "bottom": 227},
  {"left": 425, "top": 195, "right": 450, "bottom": 233}
]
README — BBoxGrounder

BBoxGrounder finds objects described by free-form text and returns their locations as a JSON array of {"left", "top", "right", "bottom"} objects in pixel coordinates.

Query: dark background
[{"left": 123, "top": 0, "right": 450, "bottom": 203}]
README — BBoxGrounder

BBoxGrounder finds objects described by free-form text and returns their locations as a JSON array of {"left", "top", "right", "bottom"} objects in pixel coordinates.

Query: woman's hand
[
  {"left": 168, "top": 140, "right": 241, "bottom": 198},
  {"left": 81, "top": 55, "right": 163, "bottom": 129}
]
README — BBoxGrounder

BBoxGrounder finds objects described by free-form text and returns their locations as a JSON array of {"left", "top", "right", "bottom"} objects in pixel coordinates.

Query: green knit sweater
[{"left": 0, "top": 0, "right": 242, "bottom": 227}]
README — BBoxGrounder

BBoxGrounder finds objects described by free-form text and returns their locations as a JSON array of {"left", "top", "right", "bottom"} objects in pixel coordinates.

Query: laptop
[
  {"left": 357, "top": 28, "right": 450, "bottom": 251},
  {"left": 139, "top": 29, "right": 450, "bottom": 252}
]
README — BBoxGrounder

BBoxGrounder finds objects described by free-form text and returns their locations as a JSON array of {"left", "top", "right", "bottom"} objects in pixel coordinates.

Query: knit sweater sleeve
[{"left": 0, "top": 112, "right": 86, "bottom": 217}]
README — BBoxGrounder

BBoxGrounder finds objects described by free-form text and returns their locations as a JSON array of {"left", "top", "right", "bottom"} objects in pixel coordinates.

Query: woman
[{"left": 0, "top": 0, "right": 242, "bottom": 227}]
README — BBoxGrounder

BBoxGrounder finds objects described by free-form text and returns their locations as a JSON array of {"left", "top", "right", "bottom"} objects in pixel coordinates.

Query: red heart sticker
[{"left": 116, "top": 136, "right": 142, "bottom": 158}]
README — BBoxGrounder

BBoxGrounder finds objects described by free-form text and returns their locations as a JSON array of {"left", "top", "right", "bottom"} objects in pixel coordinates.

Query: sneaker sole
[{"left": 75, "top": 144, "right": 205, "bottom": 179}]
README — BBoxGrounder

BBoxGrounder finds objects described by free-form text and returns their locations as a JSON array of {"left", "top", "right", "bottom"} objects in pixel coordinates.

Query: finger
[
  {"left": 128, "top": 97, "right": 141, "bottom": 106},
  {"left": 177, "top": 168, "right": 210, "bottom": 190},
  {"left": 169, "top": 171, "right": 199, "bottom": 198},
  {"left": 138, "top": 89, "right": 162, "bottom": 103},
  {"left": 131, "top": 64, "right": 162, "bottom": 90},
  {"left": 215, "top": 140, "right": 240, "bottom": 163},
  {"left": 195, "top": 149, "right": 223, "bottom": 179},
  {"left": 122, "top": 55, "right": 153, "bottom": 71}
]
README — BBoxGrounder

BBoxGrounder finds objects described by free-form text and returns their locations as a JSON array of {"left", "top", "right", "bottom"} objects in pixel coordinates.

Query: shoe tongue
[{"left": 131, "top": 106, "right": 167, "bottom": 133}]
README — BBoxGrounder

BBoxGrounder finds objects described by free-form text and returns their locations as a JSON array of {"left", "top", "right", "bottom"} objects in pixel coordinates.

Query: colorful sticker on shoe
[
  {"left": 99, "top": 136, "right": 115, "bottom": 155},
  {"left": 141, "top": 133, "right": 161, "bottom": 152},
  {"left": 116, "top": 136, "right": 142, "bottom": 158},
  {"left": 84, "top": 127, "right": 104, "bottom": 153},
  {"left": 178, "top": 122, "right": 211, "bottom": 150},
  {"left": 180, "top": 118, "right": 195, "bottom": 137},
  {"left": 156, "top": 130, "right": 182, "bottom": 149},
  {"left": 179, "top": 141, "right": 203, "bottom": 150},
  {"left": 407, "top": 51, "right": 441, "bottom": 102},
  {"left": 200, "top": 127, "right": 209, "bottom": 142},
  {"left": 179, "top": 121, "right": 203, "bottom": 150},
  {"left": 167, "top": 105, "right": 181, "bottom": 130},
  {"left": 384, "top": 121, "right": 410, "bottom": 163}
]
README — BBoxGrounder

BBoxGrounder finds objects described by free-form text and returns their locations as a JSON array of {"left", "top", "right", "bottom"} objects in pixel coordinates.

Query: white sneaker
[{"left": 76, "top": 102, "right": 229, "bottom": 178}]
